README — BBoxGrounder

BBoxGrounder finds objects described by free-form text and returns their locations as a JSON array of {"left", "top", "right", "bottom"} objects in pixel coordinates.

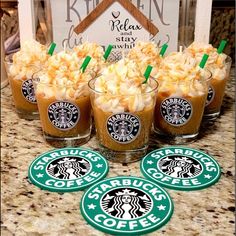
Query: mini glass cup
[
  {"left": 4, "top": 55, "right": 39, "bottom": 120},
  {"left": 154, "top": 69, "right": 212, "bottom": 144},
  {"left": 204, "top": 56, "right": 232, "bottom": 120},
  {"left": 33, "top": 74, "right": 92, "bottom": 147},
  {"left": 89, "top": 77, "right": 158, "bottom": 163}
]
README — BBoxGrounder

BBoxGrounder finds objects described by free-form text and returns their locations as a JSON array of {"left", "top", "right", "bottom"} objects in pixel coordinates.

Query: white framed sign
[
  {"left": 17, "top": 0, "right": 213, "bottom": 54},
  {"left": 49, "top": 0, "right": 180, "bottom": 56}
]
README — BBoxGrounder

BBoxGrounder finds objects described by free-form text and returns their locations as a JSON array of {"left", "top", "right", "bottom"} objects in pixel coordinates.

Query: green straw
[
  {"left": 48, "top": 42, "right": 56, "bottom": 56},
  {"left": 217, "top": 40, "right": 227, "bottom": 54},
  {"left": 103, "top": 45, "right": 113, "bottom": 60},
  {"left": 142, "top": 65, "right": 153, "bottom": 84},
  {"left": 199, "top": 54, "right": 209, "bottom": 69},
  {"left": 80, "top": 56, "right": 92, "bottom": 72},
  {"left": 160, "top": 44, "right": 168, "bottom": 57}
]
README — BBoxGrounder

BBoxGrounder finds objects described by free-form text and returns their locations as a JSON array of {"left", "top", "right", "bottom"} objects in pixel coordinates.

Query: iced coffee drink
[
  {"left": 154, "top": 52, "right": 211, "bottom": 143},
  {"left": 89, "top": 59, "right": 158, "bottom": 163},
  {"left": 34, "top": 51, "right": 93, "bottom": 147},
  {"left": 5, "top": 40, "right": 49, "bottom": 119},
  {"left": 185, "top": 42, "right": 232, "bottom": 119}
]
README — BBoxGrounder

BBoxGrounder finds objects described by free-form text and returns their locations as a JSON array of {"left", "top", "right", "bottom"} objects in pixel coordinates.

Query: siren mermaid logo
[
  {"left": 158, "top": 156, "right": 202, "bottom": 178},
  {"left": 46, "top": 157, "right": 91, "bottom": 180},
  {"left": 28, "top": 148, "right": 109, "bottom": 192},
  {"left": 205, "top": 86, "right": 215, "bottom": 106},
  {"left": 81, "top": 177, "right": 174, "bottom": 235},
  {"left": 161, "top": 97, "right": 192, "bottom": 126},
  {"left": 21, "top": 79, "right": 37, "bottom": 103},
  {"left": 101, "top": 188, "right": 152, "bottom": 219},
  {"left": 107, "top": 113, "right": 140, "bottom": 143},
  {"left": 141, "top": 147, "right": 221, "bottom": 190},
  {"left": 48, "top": 101, "right": 80, "bottom": 130}
]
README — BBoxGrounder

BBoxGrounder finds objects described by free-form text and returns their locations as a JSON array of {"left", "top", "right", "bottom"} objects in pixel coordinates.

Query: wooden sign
[
  {"left": 49, "top": 0, "right": 180, "bottom": 57},
  {"left": 74, "top": 0, "right": 158, "bottom": 36}
]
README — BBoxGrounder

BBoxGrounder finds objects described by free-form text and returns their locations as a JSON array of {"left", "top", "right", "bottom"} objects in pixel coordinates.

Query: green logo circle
[
  {"left": 80, "top": 176, "right": 174, "bottom": 235},
  {"left": 28, "top": 148, "right": 109, "bottom": 192},
  {"left": 141, "top": 147, "right": 221, "bottom": 191}
]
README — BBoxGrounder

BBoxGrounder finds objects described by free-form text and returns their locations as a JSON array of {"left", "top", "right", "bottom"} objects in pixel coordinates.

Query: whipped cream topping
[
  {"left": 185, "top": 42, "right": 228, "bottom": 80},
  {"left": 127, "top": 41, "right": 162, "bottom": 77},
  {"left": 36, "top": 51, "right": 93, "bottom": 100},
  {"left": 9, "top": 40, "right": 49, "bottom": 79},
  {"left": 93, "top": 59, "right": 157, "bottom": 113},
  {"left": 73, "top": 42, "right": 105, "bottom": 75},
  {"left": 156, "top": 52, "right": 210, "bottom": 97}
]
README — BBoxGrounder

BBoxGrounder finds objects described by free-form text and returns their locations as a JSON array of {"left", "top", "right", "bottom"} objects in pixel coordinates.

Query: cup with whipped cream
[
  {"left": 33, "top": 51, "right": 93, "bottom": 147},
  {"left": 89, "top": 59, "right": 158, "bottom": 163},
  {"left": 185, "top": 42, "right": 232, "bottom": 119},
  {"left": 154, "top": 52, "right": 212, "bottom": 143},
  {"left": 4, "top": 40, "right": 49, "bottom": 119}
]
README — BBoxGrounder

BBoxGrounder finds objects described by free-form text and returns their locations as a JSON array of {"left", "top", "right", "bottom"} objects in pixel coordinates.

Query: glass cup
[
  {"left": 154, "top": 70, "right": 212, "bottom": 144},
  {"left": 4, "top": 55, "right": 39, "bottom": 120},
  {"left": 204, "top": 56, "right": 232, "bottom": 120},
  {"left": 33, "top": 74, "right": 92, "bottom": 147},
  {"left": 89, "top": 77, "right": 158, "bottom": 163}
]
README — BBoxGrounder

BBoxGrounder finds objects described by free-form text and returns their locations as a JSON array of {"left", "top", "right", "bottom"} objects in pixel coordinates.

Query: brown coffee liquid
[
  {"left": 204, "top": 77, "right": 228, "bottom": 114},
  {"left": 154, "top": 92, "right": 207, "bottom": 135},
  {"left": 36, "top": 94, "right": 91, "bottom": 137},
  {"left": 93, "top": 106, "right": 154, "bottom": 151},
  {"left": 9, "top": 77, "right": 38, "bottom": 112}
]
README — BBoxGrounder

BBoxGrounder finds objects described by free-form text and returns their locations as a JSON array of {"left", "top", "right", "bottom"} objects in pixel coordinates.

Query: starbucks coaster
[
  {"left": 141, "top": 146, "right": 221, "bottom": 191},
  {"left": 81, "top": 176, "right": 174, "bottom": 235},
  {"left": 28, "top": 148, "right": 109, "bottom": 192}
]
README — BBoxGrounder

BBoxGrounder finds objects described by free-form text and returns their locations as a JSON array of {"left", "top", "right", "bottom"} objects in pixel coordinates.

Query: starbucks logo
[
  {"left": 48, "top": 101, "right": 80, "bottom": 130},
  {"left": 28, "top": 148, "right": 109, "bottom": 192},
  {"left": 81, "top": 176, "right": 173, "bottom": 235},
  {"left": 158, "top": 156, "right": 202, "bottom": 178},
  {"left": 106, "top": 113, "right": 141, "bottom": 143},
  {"left": 205, "top": 86, "right": 215, "bottom": 106},
  {"left": 46, "top": 156, "right": 91, "bottom": 180},
  {"left": 21, "top": 79, "right": 37, "bottom": 103},
  {"left": 141, "top": 147, "right": 221, "bottom": 191},
  {"left": 101, "top": 188, "right": 152, "bottom": 219},
  {"left": 161, "top": 97, "right": 192, "bottom": 126}
]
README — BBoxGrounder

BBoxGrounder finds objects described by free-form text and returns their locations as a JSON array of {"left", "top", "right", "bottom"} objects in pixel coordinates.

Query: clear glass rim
[
  {"left": 225, "top": 55, "right": 232, "bottom": 65},
  {"left": 4, "top": 53, "right": 43, "bottom": 70},
  {"left": 88, "top": 76, "right": 159, "bottom": 95},
  {"left": 157, "top": 68, "right": 212, "bottom": 84},
  {"left": 4, "top": 53, "right": 15, "bottom": 64},
  {"left": 4, "top": 61, "right": 41, "bottom": 81},
  {"left": 4, "top": 56, "right": 42, "bottom": 71},
  {"left": 32, "top": 71, "right": 89, "bottom": 89},
  {"left": 203, "top": 68, "right": 212, "bottom": 83}
]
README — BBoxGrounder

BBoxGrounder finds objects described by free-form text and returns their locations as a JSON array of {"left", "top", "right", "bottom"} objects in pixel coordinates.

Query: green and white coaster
[
  {"left": 81, "top": 176, "right": 174, "bottom": 235},
  {"left": 28, "top": 148, "right": 109, "bottom": 192},
  {"left": 141, "top": 146, "right": 221, "bottom": 191}
]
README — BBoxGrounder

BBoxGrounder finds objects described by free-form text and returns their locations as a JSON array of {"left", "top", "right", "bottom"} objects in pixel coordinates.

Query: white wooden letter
[
  {"left": 194, "top": 0, "right": 213, "bottom": 43},
  {"left": 18, "top": 0, "right": 36, "bottom": 44}
]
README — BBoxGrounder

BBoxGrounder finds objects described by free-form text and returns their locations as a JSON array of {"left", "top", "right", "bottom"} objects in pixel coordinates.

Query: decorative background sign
[{"left": 49, "top": 0, "right": 180, "bottom": 57}]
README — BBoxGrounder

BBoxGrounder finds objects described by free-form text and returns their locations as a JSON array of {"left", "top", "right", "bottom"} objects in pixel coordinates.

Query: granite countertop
[{"left": 1, "top": 70, "right": 235, "bottom": 236}]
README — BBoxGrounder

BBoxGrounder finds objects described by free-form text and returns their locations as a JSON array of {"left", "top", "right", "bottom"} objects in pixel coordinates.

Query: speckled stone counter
[{"left": 1, "top": 70, "right": 235, "bottom": 236}]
